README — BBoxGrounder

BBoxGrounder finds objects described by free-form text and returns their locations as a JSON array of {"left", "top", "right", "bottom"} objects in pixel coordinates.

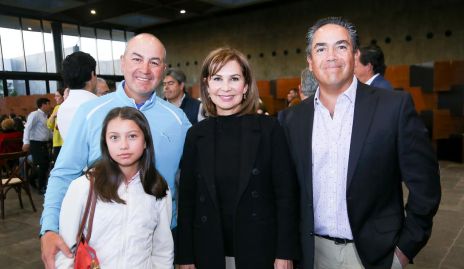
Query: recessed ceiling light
[
  {"left": 180, "top": 9, "right": 186, "bottom": 14},
  {"left": 27, "top": 27, "right": 32, "bottom": 31},
  {"left": 90, "top": 9, "right": 96, "bottom": 15}
]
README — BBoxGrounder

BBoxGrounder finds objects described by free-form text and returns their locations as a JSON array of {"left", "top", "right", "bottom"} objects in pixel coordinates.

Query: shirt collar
[
  {"left": 314, "top": 75, "right": 358, "bottom": 107},
  {"left": 365, "top": 73, "right": 380, "bottom": 85},
  {"left": 119, "top": 81, "right": 156, "bottom": 109}
]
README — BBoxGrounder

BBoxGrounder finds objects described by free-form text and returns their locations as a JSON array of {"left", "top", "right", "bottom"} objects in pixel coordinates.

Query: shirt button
[
  {"left": 252, "top": 168, "right": 261, "bottom": 176},
  {"left": 251, "top": 191, "right": 259, "bottom": 198},
  {"left": 201, "top": 216, "right": 207, "bottom": 222}
]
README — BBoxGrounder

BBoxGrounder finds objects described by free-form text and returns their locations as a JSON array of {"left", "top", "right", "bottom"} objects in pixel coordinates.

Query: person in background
[
  {"left": 299, "top": 68, "right": 318, "bottom": 100},
  {"left": 286, "top": 88, "right": 301, "bottom": 107},
  {"left": 177, "top": 48, "right": 299, "bottom": 269},
  {"left": 57, "top": 51, "right": 98, "bottom": 140},
  {"left": 40, "top": 33, "right": 190, "bottom": 269},
  {"left": 279, "top": 17, "right": 441, "bottom": 269},
  {"left": 96, "top": 77, "right": 111, "bottom": 96},
  {"left": 55, "top": 107, "right": 173, "bottom": 268},
  {"left": 47, "top": 88, "right": 66, "bottom": 162},
  {"left": 163, "top": 68, "right": 203, "bottom": 124},
  {"left": 22, "top": 98, "right": 52, "bottom": 194},
  {"left": 354, "top": 44, "right": 394, "bottom": 90},
  {"left": 0, "top": 118, "right": 23, "bottom": 153}
]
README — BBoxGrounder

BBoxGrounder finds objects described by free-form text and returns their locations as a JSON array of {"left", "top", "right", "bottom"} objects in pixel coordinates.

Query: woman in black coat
[{"left": 177, "top": 48, "right": 299, "bottom": 269}]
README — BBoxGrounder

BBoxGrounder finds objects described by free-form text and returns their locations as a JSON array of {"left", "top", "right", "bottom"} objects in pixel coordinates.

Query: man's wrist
[{"left": 39, "top": 230, "right": 57, "bottom": 238}]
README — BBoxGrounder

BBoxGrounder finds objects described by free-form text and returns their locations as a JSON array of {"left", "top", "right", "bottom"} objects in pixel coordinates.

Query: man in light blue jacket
[{"left": 40, "top": 33, "right": 191, "bottom": 269}]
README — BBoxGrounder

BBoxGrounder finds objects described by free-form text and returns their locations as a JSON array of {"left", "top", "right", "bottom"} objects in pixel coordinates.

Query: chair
[{"left": 0, "top": 151, "right": 37, "bottom": 219}]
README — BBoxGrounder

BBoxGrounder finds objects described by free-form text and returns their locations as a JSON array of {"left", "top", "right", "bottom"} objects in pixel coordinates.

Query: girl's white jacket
[{"left": 55, "top": 173, "right": 174, "bottom": 269}]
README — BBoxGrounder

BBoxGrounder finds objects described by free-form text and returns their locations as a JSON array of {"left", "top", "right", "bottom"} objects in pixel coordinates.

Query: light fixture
[
  {"left": 180, "top": 9, "right": 186, "bottom": 14},
  {"left": 90, "top": 9, "right": 96, "bottom": 15},
  {"left": 27, "top": 27, "right": 32, "bottom": 31}
]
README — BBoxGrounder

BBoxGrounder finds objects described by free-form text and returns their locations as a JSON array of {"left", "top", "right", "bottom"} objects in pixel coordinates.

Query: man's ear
[{"left": 307, "top": 55, "right": 313, "bottom": 72}]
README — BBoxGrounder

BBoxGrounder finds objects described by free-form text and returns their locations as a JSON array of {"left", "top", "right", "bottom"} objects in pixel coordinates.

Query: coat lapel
[
  {"left": 299, "top": 98, "right": 315, "bottom": 200},
  {"left": 347, "top": 83, "right": 378, "bottom": 190},
  {"left": 197, "top": 119, "right": 219, "bottom": 209},
  {"left": 236, "top": 115, "right": 261, "bottom": 205}
]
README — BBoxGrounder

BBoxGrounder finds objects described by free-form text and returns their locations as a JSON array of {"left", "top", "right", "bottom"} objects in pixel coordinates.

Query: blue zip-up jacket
[{"left": 40, "top": 82, "right": 191, "bottom": 234}]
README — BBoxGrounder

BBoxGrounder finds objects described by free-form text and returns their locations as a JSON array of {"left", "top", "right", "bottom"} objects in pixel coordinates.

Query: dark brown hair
[
  {"left": 200, "top": 48, "right": 259, "bottom": 116},
  {"left": 87, "top": 107, "right": 168, "bottom": 203}
]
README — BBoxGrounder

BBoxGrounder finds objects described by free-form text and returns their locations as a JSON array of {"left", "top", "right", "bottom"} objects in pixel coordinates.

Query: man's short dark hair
[
  {"left": 36, "top": 98, "right": 50, "bottom": 108},
  {"left": 359, "top": 44, "right": 387, "bottom": 76},
  {"left": 62, "top": 51, "right": 97, "bottom": 89},
  {"left": 306, "top": 17, "right": 360, "bottom": 57}
]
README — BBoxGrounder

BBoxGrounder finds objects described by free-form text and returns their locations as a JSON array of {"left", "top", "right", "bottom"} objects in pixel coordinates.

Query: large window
[
  {"left": 62, "top": 23, "right": 80, "bottom": 58},
  {"left": 7, "top": 80, "right": 26, "bottom": 96},
  {"left": 49, "top": 81, "right": 58, "bottom": 93},
  {"left": 0, "top": 15, "right": 26, "bottom": 72},
  {"left": 43, "top": 21, "right": 56, "bottom": 72},
  {"left": 0, "top": 17, "right": 129, "bottom": 97},
  {"left": 80, "top": 26, "right": 98, "bottom": 63},
  {"left": 22, "top": 18, "right": 46, "bottom": 72},
  {"left": 96, "top": 29, "right": 114, "bottom": 75},
  {"left": 29, "top": 80, "right": 47, "bottom": 95},
  {"left": 112, "top": 30, "right": 126, "bottom": 75}
]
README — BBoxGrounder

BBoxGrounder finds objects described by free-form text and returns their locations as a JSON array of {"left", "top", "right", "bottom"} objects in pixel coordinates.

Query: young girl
[{"left": 55, "top": 107, "right": 173, "bottom": 268}]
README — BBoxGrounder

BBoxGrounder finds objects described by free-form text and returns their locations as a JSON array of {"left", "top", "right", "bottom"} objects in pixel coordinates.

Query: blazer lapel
[
  {"left": 298, "top": 98, "right": 315, "bottom": 200},
  {"left": 236, "top": 115, "right": 261, "bottom": 205},
  {"left": 347, "top": 83, "right": 378, "bottom": 190},
  {"left": 197, "top": 119, "right": 219, "bottom": 210}
]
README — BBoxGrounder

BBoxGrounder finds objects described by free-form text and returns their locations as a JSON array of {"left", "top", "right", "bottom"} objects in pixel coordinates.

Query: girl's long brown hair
[{"left": 86, "top": 107, "right": 168, "bottom": 203}]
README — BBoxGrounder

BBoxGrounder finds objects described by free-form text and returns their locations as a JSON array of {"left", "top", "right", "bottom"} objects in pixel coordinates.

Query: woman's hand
[{"left": 274, "top": 259, "right": 293, "bottom": 269}]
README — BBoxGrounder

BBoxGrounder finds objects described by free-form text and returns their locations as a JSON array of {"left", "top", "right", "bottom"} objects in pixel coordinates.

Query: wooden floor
[{"left": 0, "top": 161, "right": 463, "bottom": 268}]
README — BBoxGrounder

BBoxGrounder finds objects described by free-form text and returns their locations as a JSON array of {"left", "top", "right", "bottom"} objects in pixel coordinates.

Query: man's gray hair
[
  {"left": 300, "top": 68, "right": 318, "bottom": 97},
  {"left": 306, "top": 17, "right": 360, "bottom": 56}
]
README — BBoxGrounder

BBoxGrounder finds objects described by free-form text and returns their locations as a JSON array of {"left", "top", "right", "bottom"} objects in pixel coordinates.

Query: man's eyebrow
[
  {"left": 335, "top": 40, "right": 350, "bottom": 46},
  {"left": 129, "top": 52, "right": 162, "bottom": 62},
  {"left": 314, "top": 42, "right": 327, "bottom": 47}
]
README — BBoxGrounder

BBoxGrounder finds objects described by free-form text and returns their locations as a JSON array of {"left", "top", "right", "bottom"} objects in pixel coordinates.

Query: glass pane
[
  {"left": 0, "top": 15, "right": 26, "bottom": 72},
  {"left": 112, "top": 29, "right": 125, "bottom": 76},
  {"left": 7, "top": 80, "right": 26, "bottom": 96},
  {"left": 62, "top": 23, "right": 80, "bottom": 58},
  {"left": 126, "top": 31, "right": 134, "bottom": 41},
  {"left": 43, "top": 21, "right": 56, "bottom": 73},
  {"left": 0, "top": 37, "right": 3, "bottom": 71},
  {"left": 80, "top": 26, "right": 98, "bottom": 67},
  {"left": 96, "top": 29, "right": 114, "bottom": 75},
  {"left": 49, "top": 81, "right": 58, "bottom": 93},
  {"left": 29, "top": 80, "right": 47, "bottom": 95},
  {"left": 22, "top": 18, "right": 46, "bottom": 72}
]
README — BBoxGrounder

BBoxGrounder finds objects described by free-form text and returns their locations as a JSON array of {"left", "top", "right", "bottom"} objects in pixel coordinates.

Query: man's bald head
[
  {"left": 120, "top": 33, "right": 167, "bottom": 104},
  {"left": 124, "top": 33, "right": 166, "bottom": 62}
]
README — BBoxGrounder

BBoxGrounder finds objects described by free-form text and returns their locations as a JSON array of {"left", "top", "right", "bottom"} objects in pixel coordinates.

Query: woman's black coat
[{"left": 177, "top": 114, "right": 300, "bottom": 269}]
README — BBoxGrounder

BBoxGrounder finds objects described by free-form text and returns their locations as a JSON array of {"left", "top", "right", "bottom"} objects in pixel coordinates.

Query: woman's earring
[{"left": 243, "top": 93, "right": 247, "bottom": 100}]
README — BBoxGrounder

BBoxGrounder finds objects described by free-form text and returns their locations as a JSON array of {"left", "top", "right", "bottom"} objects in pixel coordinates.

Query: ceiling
[{"left": 0, "top": 0, "right": 289, "bottom": 32}]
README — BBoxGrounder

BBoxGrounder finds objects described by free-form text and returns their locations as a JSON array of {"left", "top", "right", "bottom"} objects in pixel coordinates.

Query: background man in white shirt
[
  {"left": 57, "top": 51, "right": 98, "bottom": 140},
  {"left": 22, "top": 97, "right": 52, "bottom": 194}
]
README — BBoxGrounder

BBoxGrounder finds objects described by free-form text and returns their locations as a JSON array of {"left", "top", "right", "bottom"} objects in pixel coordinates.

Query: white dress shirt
[
  {"left": 312, "top": 76, "right": 358, "bottom": 240},
  {"left": 23, "top": 108, "right": 51, "bottom": 144},
  {"left": 57, "top": 89, "right": 97, "bottom": 140},
  {"left": 365, "top": 73, "right": 380, "bottom": 86}
]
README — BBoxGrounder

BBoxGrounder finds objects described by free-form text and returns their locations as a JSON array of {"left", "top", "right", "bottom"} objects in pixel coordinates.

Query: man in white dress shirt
[
  {"left": 279, "top": 17, "right": 440, "bottom": 269},
  {"left": 22, "top": 97, "right": 52, "bottom": 194},
  {"left": 57, "top": 51, "right": 98, "bottom": 140}
]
